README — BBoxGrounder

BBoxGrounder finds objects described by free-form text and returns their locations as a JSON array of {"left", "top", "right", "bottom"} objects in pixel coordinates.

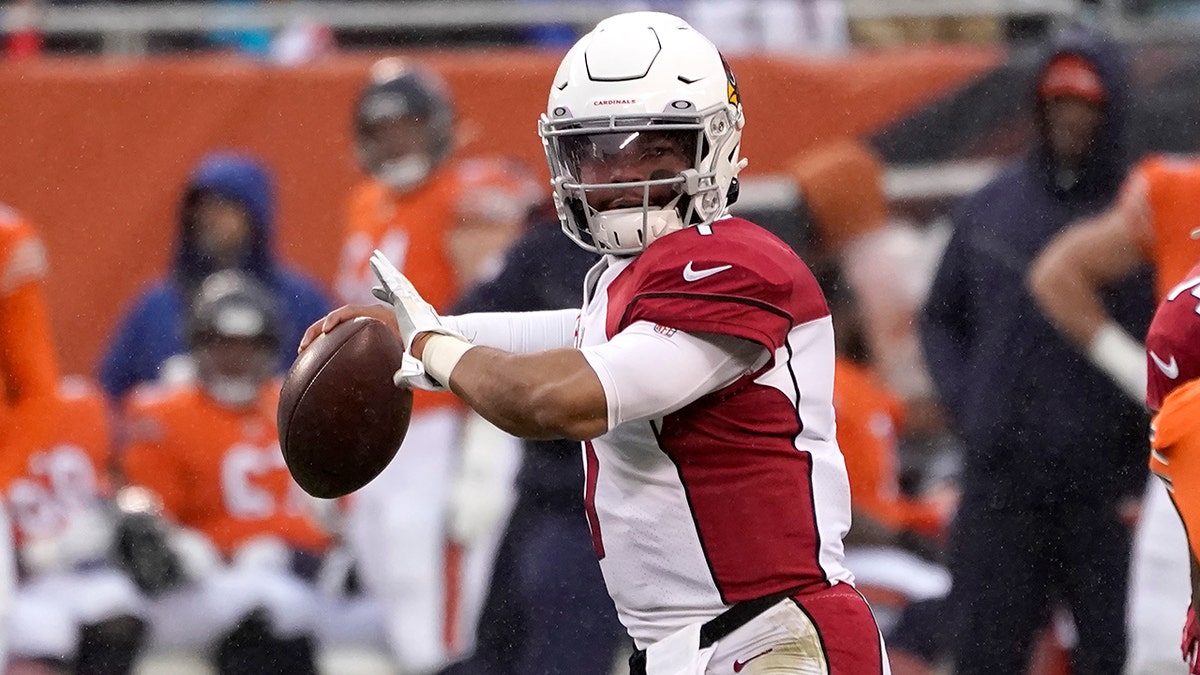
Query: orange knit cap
[
  {"left": 1038, "top": 54, "right": 1106, "bottom": 104},
  {"left": 790, "top": 139, "right": 887, "bottom": 251}
]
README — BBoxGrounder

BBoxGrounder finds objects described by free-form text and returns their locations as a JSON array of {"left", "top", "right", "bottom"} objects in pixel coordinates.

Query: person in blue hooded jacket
[
  {"left": 920, "top": 27, "right": 1152, "bottom": 674},
  {"left": 98, "top": 151, "right": 332, "bottom": 401}
]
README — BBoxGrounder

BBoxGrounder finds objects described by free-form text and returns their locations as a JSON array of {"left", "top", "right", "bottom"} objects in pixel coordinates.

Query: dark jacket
[
  {"left": 920, "top": 28, "right": 1151, "bottom": 502},
  {"left": 453, "top": 218, "right": 598, "bottom": 508},
  {"left": 99, "top": 152, "right": 331, "bottom": 400}
]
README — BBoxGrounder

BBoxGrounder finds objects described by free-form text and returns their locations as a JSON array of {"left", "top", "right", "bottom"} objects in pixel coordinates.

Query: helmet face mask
[
  {"left": 193, "top": 337, "right": 276, "bottom": 408},
  {"left": 539, "top": 12, "right": 746, "bottom": 255},
  {"left": 356, "top": 117, "right": 438, "bottom": 191}
]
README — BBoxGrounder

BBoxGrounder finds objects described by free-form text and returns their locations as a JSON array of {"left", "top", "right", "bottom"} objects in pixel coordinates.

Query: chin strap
[{"left": 593, "top": 206, "right": 684, "bottom": 252}]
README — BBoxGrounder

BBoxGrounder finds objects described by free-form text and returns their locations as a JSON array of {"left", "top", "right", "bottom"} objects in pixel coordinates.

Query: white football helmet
[{"left": 539, "top": 11, "right": 747, "bottom": 255}]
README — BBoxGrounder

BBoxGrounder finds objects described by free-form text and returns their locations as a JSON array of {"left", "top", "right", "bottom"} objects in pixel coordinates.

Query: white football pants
[
  {"left": 344, "top": 408, "right": 518, "bottom": 675},
  {"left": 1126, "top": 477, "right": 1190, "bottom": 675}
]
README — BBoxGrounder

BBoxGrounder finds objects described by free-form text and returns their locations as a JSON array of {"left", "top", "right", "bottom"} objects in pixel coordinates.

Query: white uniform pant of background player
[
  {"left": 9, "top": 567, "right": 145, "bottom": 661},
  {"left": 146, "top": 565, "right": 318, "bottom": 650},
  {"left": 145, "top": 562, "right": 386, "bottom": 659},
  {"left": 1126, "top": 477, "right": 1190, "bottom": 675},
  {"left": 0, "top": 503, "right": 12, "bottom": 668},
  {"left": 345, "top": 408, "right": 519, "bottom": 675}
]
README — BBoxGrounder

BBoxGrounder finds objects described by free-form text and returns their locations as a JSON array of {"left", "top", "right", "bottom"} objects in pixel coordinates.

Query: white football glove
[
  {"left": 369, "top": 249, "right": 469, "bottom": 390},
  {"left": 395, "top": 352, "right": 443, "bottom": 392}
]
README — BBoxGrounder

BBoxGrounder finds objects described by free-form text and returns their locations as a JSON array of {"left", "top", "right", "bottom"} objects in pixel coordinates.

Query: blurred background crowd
[{"left": 2, "top": 0, "right": 1200, "bottom": 674}]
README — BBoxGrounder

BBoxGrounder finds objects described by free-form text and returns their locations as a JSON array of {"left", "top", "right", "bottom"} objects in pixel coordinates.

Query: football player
[
  {"left": 336, "top": 60, "right": 525, "bottom": 673},
  {"left": 1028, "top": 150, "right": 1200, "bottom": 674},
  {"left": 2, "top": 377, "right": 147, "bottom": 674},
  {"left": 0, "top": 205, "right": 134, "bottom": 673},
  {"left": 336, "top": 57, "right": 461, "bottom": 309},
  {"left": 120, "top": 271, "right": 378, "bottom": 675},
  {"left": 305, "top": 11, "right": 888, "bottom": 674},
  {"left": 1139, "top": 264, "right": 1200, "bottom": 674}
]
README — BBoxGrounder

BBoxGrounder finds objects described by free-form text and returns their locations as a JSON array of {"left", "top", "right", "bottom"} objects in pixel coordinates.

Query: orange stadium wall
[{"left": 0, "top": 47, "right": 998, "bottom": 377}]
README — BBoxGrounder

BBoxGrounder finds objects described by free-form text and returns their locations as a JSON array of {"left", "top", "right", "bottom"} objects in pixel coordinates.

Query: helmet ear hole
[{"left": 726, "top": 177, "right": 740, "bottom": 207}]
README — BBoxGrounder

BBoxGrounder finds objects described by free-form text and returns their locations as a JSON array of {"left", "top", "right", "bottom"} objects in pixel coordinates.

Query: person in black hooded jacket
[{"left": 920, "top": 26, "right": 1152, "bottom": 674}]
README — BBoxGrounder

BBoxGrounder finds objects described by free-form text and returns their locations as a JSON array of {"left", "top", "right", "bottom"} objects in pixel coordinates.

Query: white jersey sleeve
[
  {"left": 443, "top": 309, "right": 578, "bottom": 354},
  {"left": 580, "top": 320, "right": 767, "bottom": 430}
]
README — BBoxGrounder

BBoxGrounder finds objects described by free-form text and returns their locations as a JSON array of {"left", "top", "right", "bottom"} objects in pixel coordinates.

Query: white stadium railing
[
  {"left": 0, "top": 0, "right": 1091, "bottom": 56},
  {"left": 3, "top": 0, "right": 1196, "bottom": 55}
]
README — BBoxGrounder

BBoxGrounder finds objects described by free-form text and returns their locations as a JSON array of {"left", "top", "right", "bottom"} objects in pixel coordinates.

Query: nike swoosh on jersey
[
  {"left": 1151, "top": 350, "right": 1180, "bottom": 379},
  {"left": 683, "top": 261, "right": 733, "bottom": 282},
  {"left": 733, "top": 648, "right": 774, "bottom": 672}
]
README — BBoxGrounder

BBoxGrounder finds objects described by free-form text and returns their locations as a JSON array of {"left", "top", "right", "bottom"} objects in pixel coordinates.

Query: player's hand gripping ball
[{"left": 278, "top": 317, "right": 412, "bottom": 498}]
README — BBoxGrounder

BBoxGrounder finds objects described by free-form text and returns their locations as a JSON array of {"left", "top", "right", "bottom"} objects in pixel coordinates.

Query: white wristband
[
  {"left": 421, "top": 334, "right": 476, "bottom": 387},
  {"left": 1087, "top": 322, "right": 1147, "bottom": 404}
]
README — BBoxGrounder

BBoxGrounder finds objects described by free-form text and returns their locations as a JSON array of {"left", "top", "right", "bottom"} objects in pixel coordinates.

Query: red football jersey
[
  {"left": 1145, "top": 260, "right": 1200, "bottom": 411},
  {"left": 578, "top": 217, "right": 854, "bottom": 647}
]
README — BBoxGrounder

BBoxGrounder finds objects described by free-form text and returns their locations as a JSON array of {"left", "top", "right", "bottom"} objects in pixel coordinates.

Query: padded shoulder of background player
[
  {"left": 790, "top": 139, "right": 887, "bottom": 252},
  {"left": 97, "top": 152, "right": 332, "bottom": 401},
  {"left": 0, "top": 204, "right": 59, "bottom": 407}
]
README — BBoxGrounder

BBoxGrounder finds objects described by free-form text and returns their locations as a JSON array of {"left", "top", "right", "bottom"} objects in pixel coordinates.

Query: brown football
[{"left": 277, "top": 316, "right": 412, "bottom": 499}]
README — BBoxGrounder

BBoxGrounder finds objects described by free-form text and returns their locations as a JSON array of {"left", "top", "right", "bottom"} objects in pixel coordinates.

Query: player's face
[
  {"left": 565, "top": 129, "right": 696, "bottom": 212},
  {"left": 359, "top": 117, "right": 433, "bottom": 173},
  {"left": 194, "top": 337, "right": 275, "bottom": 407},
  {"left": 1044, "top": 96, "right": 1103, "bottom": 169},
  {"left": 194, "top": 194, "right": 252, "bottom": 267}
]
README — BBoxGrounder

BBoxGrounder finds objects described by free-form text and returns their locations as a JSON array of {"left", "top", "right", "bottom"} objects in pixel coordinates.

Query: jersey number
[
  {"left": 1166, "top": 274, "right": 1200, "bottom": 315},
  {"left": 221, "top": 443, "right": 304, "bottom": 519},
  {"left": 8, "top": 444, "right": 99, "bottom": 539}
]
